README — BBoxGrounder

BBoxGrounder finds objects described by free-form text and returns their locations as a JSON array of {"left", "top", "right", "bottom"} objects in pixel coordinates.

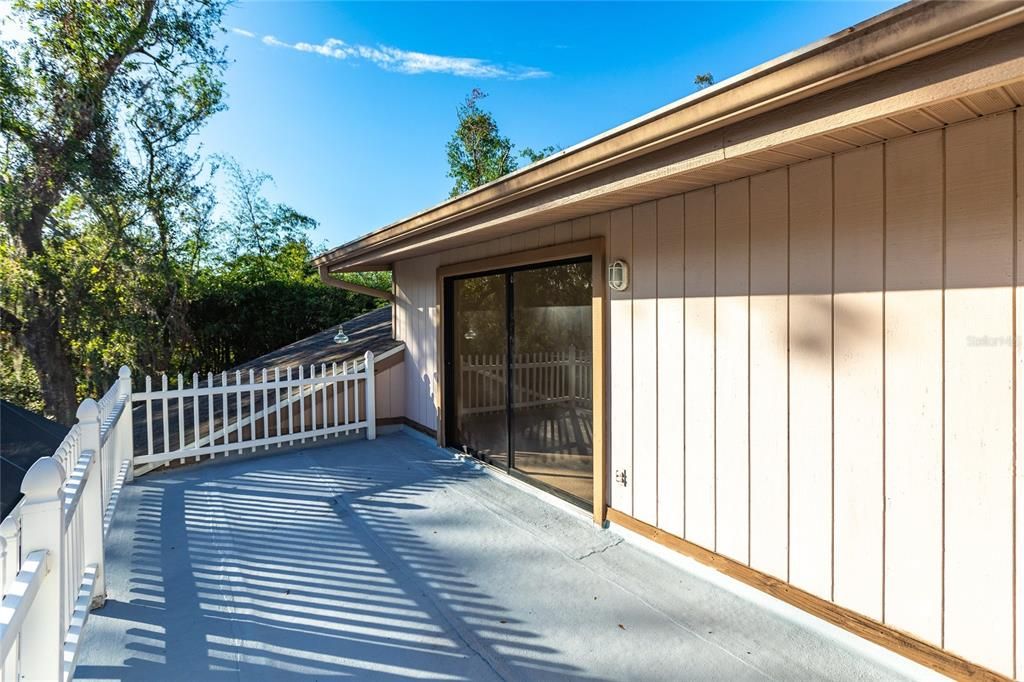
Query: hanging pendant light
[{"left": 333, "top": 325, "right": 349, "bottom": 344}]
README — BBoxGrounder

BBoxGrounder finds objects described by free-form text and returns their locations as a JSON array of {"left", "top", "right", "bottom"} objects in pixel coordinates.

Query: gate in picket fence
[{"left": 133, "top": 351, "right": 377, "bottom": 470}]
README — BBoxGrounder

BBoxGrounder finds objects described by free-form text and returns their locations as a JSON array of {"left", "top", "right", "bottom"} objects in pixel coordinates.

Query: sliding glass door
[
  {"left": 445, "top": 258, "right": 594, "bottom": 506},
  {"left": 447, "top": 273, "right": 509, "bottom": 469}
]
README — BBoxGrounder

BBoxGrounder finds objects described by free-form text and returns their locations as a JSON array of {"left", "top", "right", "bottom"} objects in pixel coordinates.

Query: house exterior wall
[
  {"left": 374, "top": 359, "right": 406, "bottom": 421},
  {"left": 394, "top": 109, "right": 1023, "bottom": 678}
]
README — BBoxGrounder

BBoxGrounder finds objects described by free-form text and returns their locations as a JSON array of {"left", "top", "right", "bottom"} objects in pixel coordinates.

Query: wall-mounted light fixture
[{"left": 608, "top": 259, "right": 629, "bottom": 292}]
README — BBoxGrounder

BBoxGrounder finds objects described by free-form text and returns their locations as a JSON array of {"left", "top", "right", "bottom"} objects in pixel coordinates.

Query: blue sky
[{"left": 202, "top": 1, "right": 902, "bottom": 252}]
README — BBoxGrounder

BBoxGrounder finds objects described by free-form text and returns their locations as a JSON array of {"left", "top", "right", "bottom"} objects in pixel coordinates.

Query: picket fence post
[
  {"left": 77, "top": 399, "right": 106, "bottom": 608},
  {"left": 18, "top": 458, "right": 65, "bottom": 682},
  {"left": 364, "top": 351, "right": 376, "bottom": 441},
  {"left": 0, "top": 515, "right": 17, "bottom": 596},
  {"left": 118, "top": 364, "right": 135, "bottom": 481}
]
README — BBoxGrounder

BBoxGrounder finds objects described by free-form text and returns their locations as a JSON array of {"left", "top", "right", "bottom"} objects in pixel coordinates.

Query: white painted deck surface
[{"left": 76, "top": 431, "right": 939, "bottom": 681}]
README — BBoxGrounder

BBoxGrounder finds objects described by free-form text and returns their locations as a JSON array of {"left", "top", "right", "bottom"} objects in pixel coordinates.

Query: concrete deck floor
[{"left": 77, "top": 430, "right": 942, "bottom": 681}]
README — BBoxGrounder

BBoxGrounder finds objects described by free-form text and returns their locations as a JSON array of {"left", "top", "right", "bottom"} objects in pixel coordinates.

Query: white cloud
[
  {"left": 230, "top": 27, "right": 255, "bottom": 38},
  {"left": 260, "top": 33, "right": 550, "bottom": 80},
  {"left": 261, "top": 35, "right": 288, "bottom": 48}
]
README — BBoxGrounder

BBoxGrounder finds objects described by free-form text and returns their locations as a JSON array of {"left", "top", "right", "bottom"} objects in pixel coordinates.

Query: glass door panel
[
  {"left": 511, "top": 261, "right": 594, "bottom": 503},
  {"left": 448, "top": 274, "right": 508, "bottom": 469}
]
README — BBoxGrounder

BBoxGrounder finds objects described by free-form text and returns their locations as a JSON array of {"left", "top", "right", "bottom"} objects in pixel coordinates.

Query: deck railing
[
  {"left": 0, "top": 351, "right": 379, "bottom": 681},
  {"left": 0, "top": 367, "right": 133, "bottom": 682}
]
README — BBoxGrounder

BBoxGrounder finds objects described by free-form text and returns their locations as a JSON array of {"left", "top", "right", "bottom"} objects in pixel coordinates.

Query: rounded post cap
[
  {"left": 21, "top": 457, "right": 65, "bottom": 499},
  {"left": 76, "top": 398, "right": 100, "bottom": 422},
  {"left": 118, "top": 365, "right": 131, "bottom": 379},
  {"left": 364, "top": 350, "right": 375, "bottom": 361},
  {"left": 0, "top": 515, "right": 17, "bottom": 537}
]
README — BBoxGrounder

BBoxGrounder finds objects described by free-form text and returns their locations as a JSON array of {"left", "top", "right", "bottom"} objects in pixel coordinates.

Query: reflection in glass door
[
  {"left": 510, "top": 261, "right": 594, "bottom": 504},
  {"left": 445, "top": 259, "right": 594, "bottom": 506},
  {"left": 447, "top": 273, "right": 508, "bottom": 469}
]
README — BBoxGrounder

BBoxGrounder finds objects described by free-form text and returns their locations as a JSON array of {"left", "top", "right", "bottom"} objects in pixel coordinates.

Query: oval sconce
[{"left": 608, "top": 259, "right": 629, "bottom": 292}]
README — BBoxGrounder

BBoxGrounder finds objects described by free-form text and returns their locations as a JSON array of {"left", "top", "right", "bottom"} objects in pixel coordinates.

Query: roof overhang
[{"left": 315, "top": 0, "right": 1024, "bottom": 272}]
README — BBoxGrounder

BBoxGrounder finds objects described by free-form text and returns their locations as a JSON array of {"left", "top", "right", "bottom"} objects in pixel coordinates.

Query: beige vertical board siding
[
  {"left": 1016, "top": 108, "right": 1024, "bottom": 682},
  {"left": 396, "top": 260, "right": 418, "bottom": 425},
  {"left": 832, "top": 145, "right": 884, "bottom": 620},
  {"left": 787, "top": 157, "right": 833, "bottom": 600},
  {"left": 748, "top": 168, "right": 789, "bottom": 580},
  {"left": 632, "top": 202, "right": 659, "bottom": 524},
  {"left": 555, "top": 221, "right": 574, "bottom": 244},
  {"left": 944, "top": 113, "right": 1015, "bottom": 676},
  {"left": 537, "top": 224, "right": 555, "bottom": 247},
  {"left": 609, "top": 207, "right": 634, "bottom": 515},
  {"left": 521, "top": 229, "right": 540, "bottom": 252},
  {"left": 393, "top": 267, "right": 403, "bottom": 342},
  {"left": 490, "top": 235, "right": 513, "bottom": 256},
  {"left": 410, "top": 257, "right": 424, "bottom": 428},
  {"left": 714, "top": 179, "right": 750, "bottom": 563},
  {"left": 396, "top": 255, "right": 441, "bottom": 431},
  {"left": 656, "top": 195, "right": 686, "bottom": 538},
  {"left": 572, "top": 216, "right": 591, "bottom": 242},
  {"left": 410, "top": 257, "right": 426, "bottom": 427},
  {"left": 376, "top": 362, "right": 406, "bottom": 419},
  {"left": 883, "top": 131, "right": 944, "bottom": 644},
  {"left": 684, "top": 187, "right": 716, "bottom": 549},
  {"left": 426, "top": 254, "right": 441, "bottom": 430},
  {"left": 374, "top": 365, "right": 389, "bottom": 417},
  {"left": 590, "top": 212, "right": 609, "bottom": 242},
  {"left": 391, "top": 360, "right": 406, "bottom": 420}
]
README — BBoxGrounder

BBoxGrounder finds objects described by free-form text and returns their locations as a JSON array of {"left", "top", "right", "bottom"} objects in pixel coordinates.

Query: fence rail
[
  {"left": 0, "top": 367, "right": 133, "bottom": 682},
  {"left": 0, "top": 351, "right": 380, "bottom": 681}
]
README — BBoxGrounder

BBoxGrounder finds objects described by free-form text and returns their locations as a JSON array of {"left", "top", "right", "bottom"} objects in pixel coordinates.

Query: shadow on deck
[{"left": 75, "top": 431, "right": 935, "bottom": 681}]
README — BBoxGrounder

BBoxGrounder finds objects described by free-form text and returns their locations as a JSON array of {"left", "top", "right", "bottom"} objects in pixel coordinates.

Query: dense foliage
[{"left": 0, "top": 1, "right": 386, "bottom": 421}]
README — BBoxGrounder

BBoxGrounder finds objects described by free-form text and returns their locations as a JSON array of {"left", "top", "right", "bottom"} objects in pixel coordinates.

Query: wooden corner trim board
[
  {"left": 434, "top": 237, "right": 609, "bottom": 526},
  {"left": 604, "top": 508, "right": 1009, "bottom": 682}
]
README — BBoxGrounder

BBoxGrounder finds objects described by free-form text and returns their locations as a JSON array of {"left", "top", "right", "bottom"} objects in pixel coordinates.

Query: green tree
[
  {"left": 218, "top": 158, "right": 315, "bottom": 265},
  {"left": 694, "top": 72, "right": 715, "bottom": 89},
  {"left": 185, "top": 240, "right": 385, "bottom": 372},
  {"left": 445, "top": 89, "right": 516, "bottom": 197},
  {"left": 519, "top": 145, "right": 560, "bottom": 164},
  {"left": 0, "top": 0, "right": 226, "bottom": 422}
]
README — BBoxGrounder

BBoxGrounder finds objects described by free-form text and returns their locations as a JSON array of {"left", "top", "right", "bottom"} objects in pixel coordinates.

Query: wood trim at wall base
[
  {"left": 376, "top": 416, "right": 437, "bottom": 439},
  {"left": 604, "top": 508, "right": 1009, "bottom": 682}
]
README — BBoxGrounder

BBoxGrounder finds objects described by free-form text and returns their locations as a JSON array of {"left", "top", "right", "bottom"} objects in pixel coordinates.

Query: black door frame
[{"left": 443, "top": 256, "right": 593, "bottom": 502}]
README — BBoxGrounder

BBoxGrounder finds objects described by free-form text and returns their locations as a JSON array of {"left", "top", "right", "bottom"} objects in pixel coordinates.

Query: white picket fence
[
  {"left": 0, "top": 367, "right": 133, "bottom": 682},
  {"left": 133, "top": 352, "right": 376, "bottom": 469},
  {"left": 459, "top": 348, "right": 593, "bottom": 416},
  {"left": 0, "top": 351, "right": 380, "bottom": 681}
]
